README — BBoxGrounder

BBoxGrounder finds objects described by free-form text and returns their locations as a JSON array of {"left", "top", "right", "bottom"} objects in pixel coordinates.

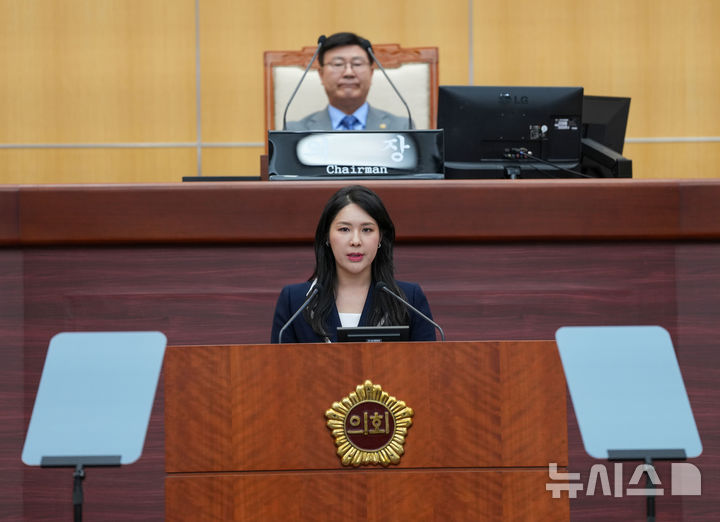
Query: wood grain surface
[
  {"left": 165, "top": 341, "right": 567, "bottom": 472},
  {"left": 2, "top": 181, "right": 718, "bottom": 520},
  {"left": 165, "top": 341, "right": 567, "bottom": 521},
  {"left": 166, "top": 470, "right": 567, "bottom": 522},
  {"left": 2, "top": 180, "right": 720, "bottom": 245}
]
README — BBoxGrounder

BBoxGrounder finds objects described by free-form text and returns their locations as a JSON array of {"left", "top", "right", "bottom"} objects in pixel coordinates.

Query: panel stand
[
  {"left": 72, "top": 465, "right": 84, "bottom": 522},
  {"left": 41, "top": 456, "right": 122, "bottom": 522},
  {"left": 555, "top": 326, "right": 702, "bottom": 522},
  {"left": 22, "top": 332, "right": 166, "bottom": 519},
  {"left": 608, "top": 449, "right": 687, "bottom": 522}
]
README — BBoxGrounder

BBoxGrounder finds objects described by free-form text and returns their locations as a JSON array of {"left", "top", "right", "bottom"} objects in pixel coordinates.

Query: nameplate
[{"left": 268, "top": 130, "right": 444, "bottom": 180}]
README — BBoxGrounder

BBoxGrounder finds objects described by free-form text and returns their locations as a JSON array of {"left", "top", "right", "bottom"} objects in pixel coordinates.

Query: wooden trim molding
[{"left": 2, "top": 179, "right": 720, "bottom": 246}]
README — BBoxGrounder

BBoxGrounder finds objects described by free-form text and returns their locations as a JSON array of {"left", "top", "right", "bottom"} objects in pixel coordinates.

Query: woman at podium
[{"left": 271, "top": 185, "right": 436, "bottom": 343}]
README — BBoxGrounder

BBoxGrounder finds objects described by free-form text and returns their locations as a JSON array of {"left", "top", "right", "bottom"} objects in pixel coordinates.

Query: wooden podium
[{"left": 165, "top": 341, "right": 569, "bottom": 521}]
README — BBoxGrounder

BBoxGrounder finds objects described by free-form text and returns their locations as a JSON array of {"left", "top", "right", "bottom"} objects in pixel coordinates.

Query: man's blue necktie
[{"left": 339, "top": 115, "right": 359, "bottom": 130}]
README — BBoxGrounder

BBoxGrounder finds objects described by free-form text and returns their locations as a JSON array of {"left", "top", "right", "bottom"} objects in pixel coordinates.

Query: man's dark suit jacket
[
  {"left": 271, "top": 280, "right": 436, "bottom": 343},
  {"left": 286, "top": 105, "right": 410, "bottom": 131}
]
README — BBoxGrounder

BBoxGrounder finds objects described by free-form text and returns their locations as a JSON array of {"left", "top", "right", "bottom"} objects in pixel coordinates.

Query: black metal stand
[
  {"left": 72, "top": 464, "right": 85, "bottom": 522},
  {"left": 41, "top": 455, "right": 122, "bottom": 521},
  {"left": 608, "top": 449, "right": 687, "bottom": 522}
]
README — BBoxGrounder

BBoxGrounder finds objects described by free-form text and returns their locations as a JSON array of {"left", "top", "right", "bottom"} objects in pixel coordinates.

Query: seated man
[{"left": 286, "top": 32, "right": 410, "bottom": 131}]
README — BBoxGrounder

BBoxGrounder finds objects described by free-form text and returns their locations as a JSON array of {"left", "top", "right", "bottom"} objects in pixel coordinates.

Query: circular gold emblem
[{"left": 325, "top": 380, "right": 413, "bottom": 467}]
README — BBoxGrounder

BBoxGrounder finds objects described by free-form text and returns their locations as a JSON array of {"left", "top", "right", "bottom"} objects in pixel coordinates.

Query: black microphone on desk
[
  {"left": 375, "top": 281, "right": 445, "bottom": 341},
  {"left": 282, "top": 35, "right": 327, "bottom": 130},
  {"left": 278, "top": 282, "right": 322, "bottom": 344},
  {"left": 360, "top": 38, "right": 415, "bottom": 130}
]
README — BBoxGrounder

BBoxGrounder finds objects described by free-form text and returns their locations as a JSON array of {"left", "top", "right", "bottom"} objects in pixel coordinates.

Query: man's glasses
[{"left": 324, "top": 59, "right": 371, "bottom": 72}]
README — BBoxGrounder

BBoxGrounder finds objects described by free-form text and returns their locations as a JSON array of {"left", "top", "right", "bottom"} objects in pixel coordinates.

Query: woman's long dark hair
[{"left": 304, "top": 185, "right": 409, "bottom": 337}]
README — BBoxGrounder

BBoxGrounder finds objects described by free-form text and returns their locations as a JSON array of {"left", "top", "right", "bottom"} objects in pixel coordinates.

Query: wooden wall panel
[
  {"left": 622, "top": 142, "right": 720, "bottom": 180},
  {"left": 0, "top": 148, "right": 198, "bottom": 184},
  {"left": 1, "top": 0, "right": 718, "bottom": 182},
  {"left": 0, "top": 251, "right": 24, "bottom": 521},
  {"left": 0, "top": 181, "right": 716, "bottom": 522},
  {"left": 4, "top": 238, "right": 714, "bottom": 520},
  {"left": 471, "top": 0, "right": 720, "bottom": 139},
  {"left": 200, "top": 147, "right": 265, "bottom": 177},
  {"left": 0, "top": 189, "right": 18, "bottom": 240},
  {"left": 0, "top": 0, "right": 197, "bottom": 144}
]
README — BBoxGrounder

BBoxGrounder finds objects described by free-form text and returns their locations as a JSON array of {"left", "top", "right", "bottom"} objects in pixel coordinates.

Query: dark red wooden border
[{"left": 2, "top": 180, "right": 719, "bottom": 245}]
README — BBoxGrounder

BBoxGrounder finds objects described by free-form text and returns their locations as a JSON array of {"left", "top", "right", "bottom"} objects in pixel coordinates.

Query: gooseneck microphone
[
  {"left": 282, "top": 35, "right": 327, "bottom": 130},
  {"left": 360, "top": 39, "right": 414, "bottom": 130},
  {"left": 278, "top": 283, "right": 322, "bottom": 343},
  {"left": 375, "top": 281, "right": 445, "bottom": 341}
]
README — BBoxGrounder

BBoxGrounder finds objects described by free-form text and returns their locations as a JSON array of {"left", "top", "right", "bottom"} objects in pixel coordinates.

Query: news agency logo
[{"left": 546, "top": 462, "right": 702, "bottom": 499}]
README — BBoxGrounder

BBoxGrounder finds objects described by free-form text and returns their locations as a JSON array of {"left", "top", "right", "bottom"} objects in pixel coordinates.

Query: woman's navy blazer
[{"left": 271, "top": 280, "right": 436, "bottom": 343}]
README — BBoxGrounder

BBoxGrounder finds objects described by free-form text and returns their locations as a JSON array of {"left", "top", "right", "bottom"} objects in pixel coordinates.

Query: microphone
[
  {"left": 360, "top": 39, "right": 414, "bottom": 130},
  {"left": 282, "top": 35, "right": 327, "bottom": 130},
  {"left": 375, "top": 281, "right": 445, "bottom": 341},
  {"left": 278, "top": 282, "right": 322, "bottom": 343}
]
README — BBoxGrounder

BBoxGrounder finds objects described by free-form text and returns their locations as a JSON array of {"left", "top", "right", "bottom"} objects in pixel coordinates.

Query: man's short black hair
[{"left": 318, "top": 32, "right": 373, "bottom": 66}]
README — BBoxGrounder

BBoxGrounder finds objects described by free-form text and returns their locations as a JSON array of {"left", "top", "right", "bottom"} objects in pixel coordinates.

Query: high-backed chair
[{"left": 263, "top": 43, "right": 439, "bottom": 136}]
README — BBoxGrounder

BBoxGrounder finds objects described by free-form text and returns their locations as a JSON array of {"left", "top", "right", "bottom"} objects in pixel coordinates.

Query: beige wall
[{"left": 1, "top": 0, "right": 718, "bottom": 184}]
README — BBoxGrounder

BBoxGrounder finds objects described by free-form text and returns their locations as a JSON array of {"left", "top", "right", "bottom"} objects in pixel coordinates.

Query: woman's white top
[{"left": 338, "top": 312, "right": 361, "bottom": 328}]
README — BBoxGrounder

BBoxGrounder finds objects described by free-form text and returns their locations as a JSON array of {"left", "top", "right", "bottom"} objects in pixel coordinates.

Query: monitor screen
[
  {"left": 438, "top": 85, "right": 584, "bottom": 179},
  {"left": 336, "top": 326, "right": 409, "bottom": 343},
  {"left": 582, "top": 95, "right": 631, "bottom": 154}
]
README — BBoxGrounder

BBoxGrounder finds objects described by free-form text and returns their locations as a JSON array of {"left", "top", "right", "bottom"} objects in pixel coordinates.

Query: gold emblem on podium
[{"left": 325, "top": 380, "right": 413, "bottom": 467}]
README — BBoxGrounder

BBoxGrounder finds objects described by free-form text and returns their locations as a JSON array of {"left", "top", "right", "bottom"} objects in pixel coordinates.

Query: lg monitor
[{"left": 437, "top": 85, "right": 584, "bottom": 179}]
